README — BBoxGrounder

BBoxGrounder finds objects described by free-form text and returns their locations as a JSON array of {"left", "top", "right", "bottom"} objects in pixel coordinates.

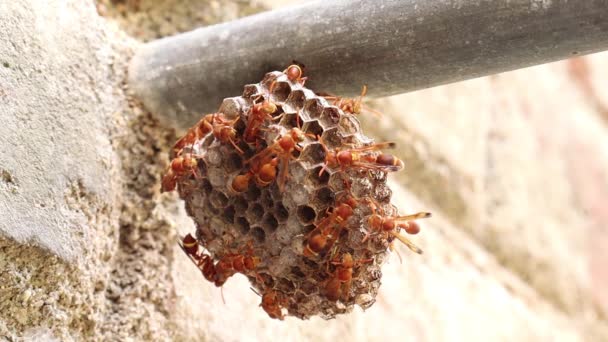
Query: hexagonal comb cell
[
  {"left": 261, "top": 71, "right": 282, "bottom": 90},
  {"left": 277, "top": 278, "right": 296, "bottom": 294},
  {"left": 233, "top": 196, "right": 248, "bottom": 213},
  {"left": 319, "top": 127, "right": 342, "bottom": 149},
  {"left": 320, "top": 106, "right": 341, "bottom": 127},
  {"left": 246, "top": 186, "right": 261, "bottom": 202},
  {"left": 243, "top": 84, "right": 263, "bottom": 99},
  {"left": 226, "top": 153, "right": 243, "bottom": 173},
  {"left": 309, "top": 166, "right": 330, "bottom": 186},
  {"left": 302, "top": 121, "right": 324, "bottom": 139},
  {"left": 313, "top": 187, "right": 335, "bottom": 208},
  {"left": 304, "top": 98, "right": 324, "bottom": 119},
  {"left": 168, "top": 67, "right": 429, "bottom": 321},
  {"left": 274, "top": 203, "right": 289, "bottom": 222},
  {"left": 247, "top": 203, "right": 265, "bottom": 221},
  {"left": 218, "top": 97, "right": 243, "bottom": 119},
  {"left": 262, "top": 213, "right": 279, "bottom": 232},
  {"left": 278, "top": 112, "right": 301, "bottom": 129},
  {"left": 285, "top": 89, "right": 306, "bottom": 112},
  {"left": 296, "top": 205, "right": 316, "bottom": 225},
  {"left": 199, "top": 178, "right": 213, "bottom": 193},
  {"left": 222, "top": 205, "right": 236, "bottom": 223},
  {"left": 260, "top": 189, "right": 274, "bottom": 209},
  {"left": 235, "top": 216, "right": 250, "bottom": 235},
  {"left": 328, "top": 172, "right": 348, "bottom": 192},
  {"left": 299, "top": 142, "right": 326, "bottom": 166},
  {"left": 251, "top": 226, "right": 266, "bottom": 243},
  {"left": 339, "top": 115, "right": 362, "bottom": 135},
  {"left": 270, "top": 81, "right": 291, "bottom": 102},
  {"left": 209, "top": 189, "right": 229, "bottom": 208}
]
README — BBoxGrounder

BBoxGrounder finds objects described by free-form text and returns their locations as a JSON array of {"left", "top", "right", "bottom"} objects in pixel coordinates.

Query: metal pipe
[{"left": 128, "top": 0, "right": 608, "bottom": 128}]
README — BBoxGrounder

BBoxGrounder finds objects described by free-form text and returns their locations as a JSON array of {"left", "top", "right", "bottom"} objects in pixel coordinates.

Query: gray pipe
[{"left": 128, "top": 0, "right": 608, "bottom": 128}]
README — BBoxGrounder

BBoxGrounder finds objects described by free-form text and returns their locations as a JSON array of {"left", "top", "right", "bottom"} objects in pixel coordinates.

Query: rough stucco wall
[
  {"left": 0, "top": 0, "right": 186, "bottom": 340},
  {"left": 95, "top": 0, "right": 265, "bottom": 42},
  {"left": 0, "top": 0, "right": 118, "bottom": 262},
  {"left": 0, "top": 1, "right": 122, "bottom": 340},
  {"left": 1, "top": 0, "right": 607, "bottom": 341}
]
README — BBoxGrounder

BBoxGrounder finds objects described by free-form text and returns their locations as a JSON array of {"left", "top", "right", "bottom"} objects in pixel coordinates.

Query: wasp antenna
[
  {"left": 388, "top": 242, "right": 404, "bottom": 264},
  {"left": 390, "top": 231, "right": 423, "bottom": 254},
  {"left": 220, "top": 287, "right": 226, "bottom": 305},
  {"left": 396, "top": 212, "right": 432, "bottom": 221},
  {"left": 250, "top": 287, "right": 262, "bottom": 297}
]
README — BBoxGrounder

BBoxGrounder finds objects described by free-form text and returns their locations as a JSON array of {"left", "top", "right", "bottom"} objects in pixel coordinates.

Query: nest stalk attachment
[{"left": 128, "top": 0, "right": 608, "bottom": 127}]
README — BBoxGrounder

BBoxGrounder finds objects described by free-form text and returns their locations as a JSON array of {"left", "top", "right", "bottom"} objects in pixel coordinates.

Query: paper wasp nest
[{"left": 164, "top": 66, "right": 429, "bottom": 320}]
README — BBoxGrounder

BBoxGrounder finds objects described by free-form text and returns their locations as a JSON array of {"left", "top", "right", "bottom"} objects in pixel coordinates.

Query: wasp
[
  {"left": 214, "top": 241, "right": 263, "bottom": 286},
  {"left": 172, "top": 113, "right": 239, "bottom": 158},
  {"left": 284, "top": 63, "right": 307, "bottom": 86},
  {"left": 318, "top": 138, "right": 404, "bottom": 176},
  {"left": 366, "top": 212, "right": 431, "bottom": 254},
  {"left": 245, "top": 128, "right": 312, "bottom": 191},
  {"left": 320, "top": 85, "right": 382, "bottom": 116},
  {"left": 211, "top": 115, "right": 245, "bottom": 154},
  {"left": 324, "top": 253, "right": 372, "bottom": 301},
  {"left": 243, "top": 99, "right": 278, "bottom": 145},
  {"left": 178, "top": 234, "right": 220, "bottom": 285},
  {"left": 229, "top": 157, "right": 279, "bottom": 193},
  {"left": 161, "top": 152, "right": 202, "bottom": 192},
  {"left": 302, "top": 197, "right": 357, "bottom": 258},
  {"left": 260, "top": 290, "right": 288, "bottom": 320}
]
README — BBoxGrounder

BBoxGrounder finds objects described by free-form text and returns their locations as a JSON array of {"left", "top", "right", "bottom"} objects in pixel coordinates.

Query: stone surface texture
[{"left": 1, "top": 0, "right": 607, "bottom": 341}]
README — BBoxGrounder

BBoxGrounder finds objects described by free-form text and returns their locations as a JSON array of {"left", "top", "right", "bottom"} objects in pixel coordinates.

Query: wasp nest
[{"left": 163, "top": 65, "right": 431, "bottom": 320}]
